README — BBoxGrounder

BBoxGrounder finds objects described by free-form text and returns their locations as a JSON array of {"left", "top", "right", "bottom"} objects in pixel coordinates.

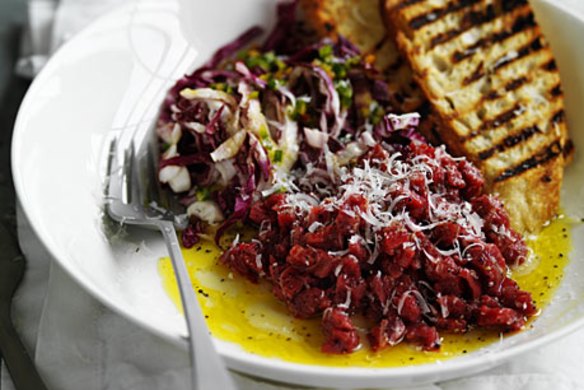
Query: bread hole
[
  {"left": 432, "top": 55, "right": 451, "bottom": 73},
  {"left": 479, "top": 78, "right": 492, "bottom": 94}
]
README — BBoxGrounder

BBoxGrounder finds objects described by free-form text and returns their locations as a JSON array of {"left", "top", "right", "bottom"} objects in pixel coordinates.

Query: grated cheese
[{"left": 276, "top": 143, "right": 494, "bottom": 266}]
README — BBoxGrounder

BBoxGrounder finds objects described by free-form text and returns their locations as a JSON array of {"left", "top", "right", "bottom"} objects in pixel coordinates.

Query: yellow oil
[{"left": 158, "top": 216, "right": 572, "bottom": 367}]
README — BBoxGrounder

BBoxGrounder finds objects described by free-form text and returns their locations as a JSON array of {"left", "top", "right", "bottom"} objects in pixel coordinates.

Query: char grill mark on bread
[
  {"left": 407, "top": 0, "right": 483, "bottom": 31},
  {"left": 543, "top": 59, "right": 557, "bottom": 71},
  {"left": 477, "top": 125, "right": 540, "bottom": 161},
  {"left": 449, "top": 13, "right": 536, "bottom": 63},
  {"left": 384, "top": 0, "right": 572, "bottom": 233},
  {"left": 398, "top": 0, "right": 425, "bottom": 10},
  {"left": 494, "top": 140, "right": 563, "bottom": 183},
  {"left": 505, "top": 77, "right": 528, "bottom": 92}
]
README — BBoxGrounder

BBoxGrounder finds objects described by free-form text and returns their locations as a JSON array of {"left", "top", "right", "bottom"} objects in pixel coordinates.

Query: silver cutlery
[{"left": 105, "top": 138, "right": 236, "bottom": 390}]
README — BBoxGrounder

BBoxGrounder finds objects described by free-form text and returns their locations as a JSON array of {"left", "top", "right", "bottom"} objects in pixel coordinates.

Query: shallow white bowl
[{"left": 11, "top": 0, "right": 584, "bottom": 388}]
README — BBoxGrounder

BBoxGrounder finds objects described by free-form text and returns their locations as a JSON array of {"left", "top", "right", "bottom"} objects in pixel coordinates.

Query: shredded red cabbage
[{"left": 156, "top": 0, "right": 427, "bottom": 244}]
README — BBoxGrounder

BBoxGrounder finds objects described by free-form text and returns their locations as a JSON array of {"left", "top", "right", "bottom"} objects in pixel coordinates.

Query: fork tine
[
  {"left": 144, "top": 142, "right": 162, "bottom": 208},
  {"left": 108, "top": 133, "right": 188, "bottom": 229},
  {"left": 106, "top": 138, "right": 117, "bottom": 187},
  {"left": 106, "top": 138, "right": 122, "bottom": 207},
  {"left": 134, "top": 139, "right": 162, "bottom": 210},
  {"left": 106, "top": 138, "right": 139, "bottom": 223},
  {"left": 134, "top": 136, "right": 188, "bottom": 229},
  {"left": 124, "top": 142, "right": 136, "bottom": 205}
]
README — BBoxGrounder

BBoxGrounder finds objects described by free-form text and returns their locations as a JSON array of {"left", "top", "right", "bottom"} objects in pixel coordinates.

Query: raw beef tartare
[{"left": 222, "top": 143, "right": 535, "bottom": 353}]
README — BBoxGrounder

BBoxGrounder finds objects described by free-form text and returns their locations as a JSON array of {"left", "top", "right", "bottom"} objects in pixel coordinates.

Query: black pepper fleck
[{"left": 205, "top": 249, "right": 212, "bottom": 253}]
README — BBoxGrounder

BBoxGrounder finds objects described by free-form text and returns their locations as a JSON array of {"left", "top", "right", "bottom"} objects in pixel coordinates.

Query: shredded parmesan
[{"left": 277, "top": 145, "right": 492, "bottom": 267}]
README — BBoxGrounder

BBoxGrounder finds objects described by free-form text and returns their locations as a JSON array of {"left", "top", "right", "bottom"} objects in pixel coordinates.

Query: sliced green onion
[
  {"left": 370, "top": 103, "right": 385, "bottom": 125},
  {"left": 332, "top": 63, "right": 347, "bottom": 79},
  {"left": 290, "top": 99, "right": 307, "bottom": 120},
  {"left": 267, "top": 78, "right": 281, "bottom": 90},
  {"left": 195, "top": 187, "right": 211, "bottom": 201},
  {"left": 335, "top": 80, "right": 354, "bottom": 109},
  {"left": 318, "top": 45, "right": 333, "bottom": 61}
]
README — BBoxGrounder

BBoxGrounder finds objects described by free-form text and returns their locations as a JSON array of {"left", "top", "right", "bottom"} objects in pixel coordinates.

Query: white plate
[{"left": 11, "top": 0, "right": 584, "bottom": 388}]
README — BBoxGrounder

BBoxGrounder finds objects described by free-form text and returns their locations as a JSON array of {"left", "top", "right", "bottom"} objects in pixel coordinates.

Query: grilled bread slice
[
  {"left": 384, "top": 0, "right": 572, "bottom": 233},
  {"left": 299, "top": 0, "right": 428, "bottom": 115}
]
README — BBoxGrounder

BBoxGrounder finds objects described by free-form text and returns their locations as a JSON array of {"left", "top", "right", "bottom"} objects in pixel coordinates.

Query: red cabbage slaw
[{"left": 156, "top": 1, "right": 423, "bottom": 245}]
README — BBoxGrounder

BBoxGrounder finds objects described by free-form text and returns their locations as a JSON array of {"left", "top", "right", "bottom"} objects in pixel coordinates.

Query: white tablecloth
[{"left": 4, "top": 0, "right": 584, "bottom": 389}]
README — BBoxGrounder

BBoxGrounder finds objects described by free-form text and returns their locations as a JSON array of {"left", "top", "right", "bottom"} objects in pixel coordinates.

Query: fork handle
[
  {"left": 157, "top": 221, "right": 237, "bottom": 390},
  {"left": 0, "top": 305, "right": 49, "bottom": 390}
]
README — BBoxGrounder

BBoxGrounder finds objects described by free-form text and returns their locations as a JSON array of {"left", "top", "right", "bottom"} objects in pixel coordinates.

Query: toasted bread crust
[
  {"left": 300, "top": 0, "right": 387, "bottom": 54},
  {"left": 384, "top": 0, "right": 571, "bottom": 233},
  {"left": 300, "top": 0, "right": 428, "bottom": 116}
]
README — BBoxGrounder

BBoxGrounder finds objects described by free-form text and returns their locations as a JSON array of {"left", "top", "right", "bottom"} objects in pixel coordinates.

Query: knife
[{"left": 0, "top": 222, "right": 49, "bottom": 390}]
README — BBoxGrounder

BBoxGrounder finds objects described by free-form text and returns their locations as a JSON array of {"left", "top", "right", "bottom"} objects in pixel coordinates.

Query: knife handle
[{"left": 0, "top": 307, "right": 49, "bottom": 390}]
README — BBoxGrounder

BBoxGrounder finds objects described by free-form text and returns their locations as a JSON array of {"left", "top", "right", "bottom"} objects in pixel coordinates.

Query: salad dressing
[{"left": 158, "top": 216, "right": 572, "bottom": 367}]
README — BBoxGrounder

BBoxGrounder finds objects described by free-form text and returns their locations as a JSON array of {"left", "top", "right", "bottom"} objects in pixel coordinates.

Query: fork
[{"left": 105, "top": 138, "right": 236, "bottom": 390}]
